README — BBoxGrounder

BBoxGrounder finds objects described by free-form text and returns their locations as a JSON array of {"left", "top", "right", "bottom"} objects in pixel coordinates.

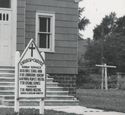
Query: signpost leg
[
  {"left": 14, "top": 99, "right": 19, "bottom": 115},
  {"left": 101, "top": 67, "right": 104, "bottom": 90},
  {"left": 39, "top": 98, "right": 44, "bottom": 115},
  {"left": 105, "top": 67, "right": 108, "bottom": 90},
  {"left": 40, "top": 52, "right": 45, "bottom": 115},
  {"left": 14, "top": 51, "right": 20, "bottom": 115}
]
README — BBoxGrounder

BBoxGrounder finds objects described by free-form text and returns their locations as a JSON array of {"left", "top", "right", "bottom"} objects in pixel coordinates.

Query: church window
[{"left": 36, "top": 12, "right": 55, "bottom": 52}]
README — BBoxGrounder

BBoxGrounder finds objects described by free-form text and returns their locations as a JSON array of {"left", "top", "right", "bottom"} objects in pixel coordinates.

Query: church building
[{"left": 0, "top": 0, "right": 79, "bottom": 106}]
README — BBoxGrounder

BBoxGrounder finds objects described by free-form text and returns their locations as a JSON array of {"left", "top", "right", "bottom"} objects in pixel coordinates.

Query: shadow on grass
[{"left": 0, "top": 108, "right": 80, "bottom": 115}]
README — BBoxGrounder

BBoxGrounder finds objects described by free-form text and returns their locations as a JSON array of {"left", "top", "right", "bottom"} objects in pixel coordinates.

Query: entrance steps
[{"left": 0, "top": 66, "right": 79, "bottom": 107}]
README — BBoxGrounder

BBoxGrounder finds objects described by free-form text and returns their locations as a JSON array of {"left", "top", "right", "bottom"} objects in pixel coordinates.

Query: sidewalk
[{"left": 45, "top": 106, "right": 125, "bottom": 115}]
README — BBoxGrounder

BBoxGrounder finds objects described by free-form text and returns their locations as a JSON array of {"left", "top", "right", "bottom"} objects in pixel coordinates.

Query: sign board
[{"left": 18, "top": 39, "right": 45, "bottom": 98}]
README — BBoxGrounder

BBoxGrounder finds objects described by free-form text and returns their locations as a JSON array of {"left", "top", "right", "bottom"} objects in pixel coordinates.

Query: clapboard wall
[
  {"left": 17, "top": 0, "right": 26, "bottom": 52},
  {"left": 17, "top": 0, "right": 78, "bottom": 75}
]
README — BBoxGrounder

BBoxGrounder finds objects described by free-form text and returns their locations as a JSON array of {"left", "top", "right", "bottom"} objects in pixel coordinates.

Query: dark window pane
[
  {"left": 39, "top": 34, "right": 50, "bottom": 48},
  {"left": 0, "top": 0, "right": 11, "bottom": 8},
  {"left": 39, "top": 17, "right": 47, "bottom": 32},
  {"left": 0, "top": 13, "right": 2, "bottom": 20},
  {"left": 47, "top": 35, "right": 50, "bottom": 48},
  {"left": 39, "top": 34, "right": 47, "bottom": 48},
  {"left": 48, "top": 18, "right": 50, "bottom": 32},
  {"left": 3, "top": 14, "right": 5, "bottom": 21},
  {"left": 6, "top": 14, "right": 9, "bottom": 21}
]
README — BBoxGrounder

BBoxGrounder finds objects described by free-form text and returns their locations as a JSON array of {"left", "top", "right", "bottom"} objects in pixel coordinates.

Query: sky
[{"left": 79, "top": 0, "right": 125, "bottom": 39}]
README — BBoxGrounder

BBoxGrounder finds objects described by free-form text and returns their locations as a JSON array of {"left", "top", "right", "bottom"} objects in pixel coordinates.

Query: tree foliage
[
  {"left": 114, "top": 16, "right": 125, "bottom": 34},
  {"left": 78, "top": 8, "right": 90, "bottom": 31},
  {"left": 85, "top": 13, "right": 125, "bottom": 74},
  {"left": 77, "top": 12, "right": 125, "bottom": 88},
  {"left": 93, "top": 12, "right": 117, "bottom": 40}
]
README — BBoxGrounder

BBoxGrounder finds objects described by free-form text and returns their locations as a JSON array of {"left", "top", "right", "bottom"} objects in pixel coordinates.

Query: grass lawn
[
  {"left": 1, "top": 89, "right": 125, "bottom": 114},
  {"left": 77, "top": 89, "right": 125, "bottom": 112},
  {"left": 0, "top": 108, "right": 80, "bottom": 115}
]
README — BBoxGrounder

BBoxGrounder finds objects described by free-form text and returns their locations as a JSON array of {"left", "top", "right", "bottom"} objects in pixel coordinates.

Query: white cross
[{"left": 96, "top": 63, "right": 116, "bottom": 90}]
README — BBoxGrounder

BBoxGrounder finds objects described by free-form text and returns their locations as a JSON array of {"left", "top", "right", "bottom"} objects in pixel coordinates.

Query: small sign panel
[{"left": 18, "top": 39, "right": 45, "bottom": 98}]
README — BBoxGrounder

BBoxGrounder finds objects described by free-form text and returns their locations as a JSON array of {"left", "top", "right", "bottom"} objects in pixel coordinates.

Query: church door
[{"left": 0, "top": 9, "right": 12, "bottom": 66}]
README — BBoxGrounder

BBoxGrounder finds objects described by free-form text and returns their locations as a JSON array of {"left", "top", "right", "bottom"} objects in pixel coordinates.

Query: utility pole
[{"left": 101, "top": 25, "right": 105, "bottom": 90}]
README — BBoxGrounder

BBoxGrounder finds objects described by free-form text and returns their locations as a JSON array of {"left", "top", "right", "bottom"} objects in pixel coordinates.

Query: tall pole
[{"left": 101, "top": 25, "right": 104, "bottom": 90}]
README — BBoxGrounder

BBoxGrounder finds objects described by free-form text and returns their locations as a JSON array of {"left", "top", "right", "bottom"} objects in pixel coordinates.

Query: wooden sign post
[
  {"left": 14, "top": 39, "right": 46, "bottom": 115},
  {"left": 14, "top": 51, "right": 20, "bottom": 115},
  {"left": 96, "top": 63, "right": 116, "bottom": 90}
]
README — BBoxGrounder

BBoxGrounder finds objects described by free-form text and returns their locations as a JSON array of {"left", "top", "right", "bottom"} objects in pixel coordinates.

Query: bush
[{"left": 77, "top": 72, "right": 117, "bottom": 89}]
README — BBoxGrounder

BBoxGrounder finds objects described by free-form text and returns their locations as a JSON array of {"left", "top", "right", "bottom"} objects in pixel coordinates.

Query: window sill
[{"left": 39, "top": 48, "right": 55, "bottom": 53}]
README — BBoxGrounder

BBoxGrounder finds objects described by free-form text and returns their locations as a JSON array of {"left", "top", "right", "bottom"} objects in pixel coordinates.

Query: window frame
[{"left": 36, "top": 12, "right": 55, "bottom": 52}]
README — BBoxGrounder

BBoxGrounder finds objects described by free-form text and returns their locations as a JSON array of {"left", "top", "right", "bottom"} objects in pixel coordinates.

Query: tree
[
  {"left": 93, "top": 12, "right": 117, "bottom": 40},
  {"left": 114, "top": 16, "right": 125, "bottom": 35},
  {"left": 78, "top": 11, "right": 125, "bottom": 88},
  {"left": 78, "top": 7, "right": 90, "bottom": 39},
  {"left": 77, "top": 2, "right": 90, "bottom": 88},
  {"left": 85, "top": 13, "right": 125, "bottom": 74},
  {"left": 78, "top": 8, "right": 90, "bottom": 31}
]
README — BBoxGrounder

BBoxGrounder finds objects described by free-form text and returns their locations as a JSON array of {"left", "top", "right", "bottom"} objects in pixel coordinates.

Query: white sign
[{"left": 18, "top": 39, "right": 45, "bottom": 98}]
